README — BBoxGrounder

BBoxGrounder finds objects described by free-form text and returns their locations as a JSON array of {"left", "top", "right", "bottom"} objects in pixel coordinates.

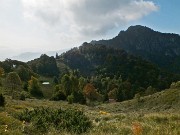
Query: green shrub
[
  {"left": 72, "top": 91, "right": 86, "bottom": 104},
  {"left": 50, "top": 90, "right": 66, "bottom": 101},
  {"left": 134, "top": 93, "right": 141, "bottom": 103},
  {"left": 0, "top": 78, "right": 2, "bottom": 86},
  {"left": 67, "top": 94, "right": 74, "bottom": 104},
  {"left": 19, "top": 92, "right": 26, "bottom": 100},
  {"left": 23, "top": 82, "right": 28, "bottom": 91},
  {"left": 0, "top": 93, "right": 5, "bottom": 107},
  {"left": 170, "top": 81, "right": 180, "bottom": 89},
  {"left": 28, "top": 76, "right": 43, "bottom": 98},
  {"left": 16, "top": 108, "right": 91, "bottom": 134}
]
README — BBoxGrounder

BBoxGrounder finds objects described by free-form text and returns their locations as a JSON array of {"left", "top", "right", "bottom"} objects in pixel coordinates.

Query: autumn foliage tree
[
  {"left": 83, "top": 83, "right": 98, "bottom": 101},
  {"left": 0, "top": 67, "right": 4, "bottom": 77}
]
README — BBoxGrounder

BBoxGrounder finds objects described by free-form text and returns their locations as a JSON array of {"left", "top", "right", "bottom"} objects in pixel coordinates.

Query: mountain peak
[
  {"left": 127, "top": 25, "right": 153, "bottom": 31},
  {"left": 118, "top": 25, "right": 154, "bottom": 35},
  {"left": 91, "top": 25, "right": 180, "bottom": 73}
]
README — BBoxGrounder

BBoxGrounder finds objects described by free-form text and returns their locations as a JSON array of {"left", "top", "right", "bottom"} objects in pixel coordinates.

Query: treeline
[
  {"left": 28, "top": 54, "right": 59, "bottom": 77},
  {"left": 0, "top": 43, "right": 179, "bottom": 104},
  {"left": 59, "top": 43, "right": 179, "bottom": 91},
  {"left": 0, "top": 59, "right": 43, "bottom": 100},
  {"left": 43, "top": 43, "right": 179, "bottom": 103}
]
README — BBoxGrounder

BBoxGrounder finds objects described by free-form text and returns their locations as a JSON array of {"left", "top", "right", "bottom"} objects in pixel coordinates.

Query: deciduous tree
[{"left": 6, "top": 72, "right": 22, "bottom": 98}]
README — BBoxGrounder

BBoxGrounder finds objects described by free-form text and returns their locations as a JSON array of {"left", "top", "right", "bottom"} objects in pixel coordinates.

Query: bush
[
  {"left": 170, "top": 81, "right": 180, "bottom": 89},
  {"left": 0, "top": 93, "right": 5, "bottom": 107},
  {"left": 16, "top": 108, "right": 91, "bottom": 134},
  {"left": 134, "top": 93, "right": 141, "bottom": 103},
  {"left": 50, "top": 90, "right": 66, "bottom": 101},
  {"left": 145, "top": 86, "right": 157, "bottom": 96},
  {"left": 19, "top": 92, "right": 26, "bottom": 100},
  {"left": 0, "top": 78, "right": 2, "bottom": 86},
  {"left": 72, "top": 91, "right": 86, "bottom": 104},
  {"left": 67, "top": 94, "right": 74, "bottom": 104},
  {"left": 23, "top": 82, "right": 28, "bottom": 91}
]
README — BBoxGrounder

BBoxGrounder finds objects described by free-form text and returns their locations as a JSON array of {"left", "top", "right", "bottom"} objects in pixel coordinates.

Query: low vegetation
[
  {"left": 15, "top": 107, "right": 91, "bottom": 134},
  {"left": 0, "top": 86, "right": 179, "bottom": 135}
]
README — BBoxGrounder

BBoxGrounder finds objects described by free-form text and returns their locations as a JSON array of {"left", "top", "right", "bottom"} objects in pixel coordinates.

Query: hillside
[
  {"left": 0, "top": 43, "right": 179, "bottom": 135},
  {"left": 91, "top": 25, "right": 180, "bottom": 73},
  {"left": 0, "top": 86, "right": 179, "bottom": 135},
  {"left": 99, "top": 87, "right": 180, "bottom": 113},
  {"left": 58, "top": 43, "right": 179, "bottom": 92}
]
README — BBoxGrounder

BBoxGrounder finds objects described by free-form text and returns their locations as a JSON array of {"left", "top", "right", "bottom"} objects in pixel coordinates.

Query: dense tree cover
[
  {"left": 59, "top": 43, "right": 179, "bottom": 90},
  {"left": 91, "top": 25, "right": 180, "bottom": 73},
  {"left": 0, "top": 59, "right": 30, "bottom": 73},
  {"left": 52, "top": 43, "right": 180, "bottom": 102},
  {"left": 28, "top": 54, "right": 59, "bottom": 77},
  {"left": 51, "top": 71, "right": 86, "bottom": 104},
  {"left": 0, "top": 59, "right": 36, "bottom": 82},
  {"left": 0, "top": 27, "right": 180, "bottom": 104}
]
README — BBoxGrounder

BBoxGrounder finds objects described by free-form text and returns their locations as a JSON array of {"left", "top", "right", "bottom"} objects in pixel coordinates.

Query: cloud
[{"left": 21, "top": 0, "right": 158, "bottom": 37}]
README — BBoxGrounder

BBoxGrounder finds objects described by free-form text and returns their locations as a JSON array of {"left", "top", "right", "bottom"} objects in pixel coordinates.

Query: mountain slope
[
  {"left": 91, "top": 25, "right": 180, "bottom": 73},
  {"left": 58, "top": 43, "right": 179, "bottom": 90},
  {"left": 99, "top": 87, "right": 180, "bottom": 113}
]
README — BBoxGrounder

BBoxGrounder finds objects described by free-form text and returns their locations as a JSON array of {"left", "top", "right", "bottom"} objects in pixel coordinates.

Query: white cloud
[
  {"left": 0, "top": 0, "right": 158, "bottom": 60},
  {"left": 21, "top": 0, "right": 158, "bottom": 37}
]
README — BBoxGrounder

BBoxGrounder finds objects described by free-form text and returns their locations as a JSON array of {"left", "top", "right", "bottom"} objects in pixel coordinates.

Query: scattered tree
[
  {"left": 28, "top": 76, "right": 43, "bottom": 98},
  {"left": 6, "top": 72, "right": 22, "bottom": 98},
  {"left": 0, "top": 67, "right": 4, "bottom": 77},
  {"left": 83, "top": 83, "right": 98, "bottom": 101},
  {"left": 67, "top": 94, "right": 74, "bottom": 104},
  {"left": 61, "top": 74, "right": 72, "bottom": 96},
  {"left": 53, "top": 76, "right": 59, "bottom": 84},
  {"left": 16, "top": 65, "right": 30, "bottom": 81}
]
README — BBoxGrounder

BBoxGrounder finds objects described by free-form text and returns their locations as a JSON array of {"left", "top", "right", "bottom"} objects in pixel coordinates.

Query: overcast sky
[{"left": 0, "top": 0, "right": 179, "bottom": 60}]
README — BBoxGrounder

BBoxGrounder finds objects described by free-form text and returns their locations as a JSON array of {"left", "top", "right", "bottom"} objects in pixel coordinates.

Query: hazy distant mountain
[
  {"left": 91, "top": 25, "right": 180, "bottom": 73},
  {"left": 11, "top": 49, "right": 68, "bottom": 62}
]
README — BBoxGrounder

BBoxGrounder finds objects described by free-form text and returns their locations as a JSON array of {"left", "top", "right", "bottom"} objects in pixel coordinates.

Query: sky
[{"left": 0, "top": 0, "right": 179, "bottom": 60}]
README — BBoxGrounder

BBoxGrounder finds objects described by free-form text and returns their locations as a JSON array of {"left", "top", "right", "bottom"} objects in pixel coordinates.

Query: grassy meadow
[{"left": 0, "top": 86, "right": 179, "bottom": 135}]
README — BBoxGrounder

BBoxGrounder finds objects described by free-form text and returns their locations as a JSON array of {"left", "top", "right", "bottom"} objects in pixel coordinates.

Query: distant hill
[
  {"left": 11, "top": 49, "right": 68, "bottom": 62},
  {"left": 91, "top": 25, "right": 180, "bottom": 73},
  {"left": 11, "top": 52, "right": 42, "bottom": 62}
]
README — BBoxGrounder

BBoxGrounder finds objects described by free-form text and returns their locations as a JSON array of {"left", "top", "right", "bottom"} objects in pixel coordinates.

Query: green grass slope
[
  {"left": 99, "top": 88, "right": 180, "bottom": 113},
  {"left": 0, "top": 87, "right": 179, "bottom": 135}
]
